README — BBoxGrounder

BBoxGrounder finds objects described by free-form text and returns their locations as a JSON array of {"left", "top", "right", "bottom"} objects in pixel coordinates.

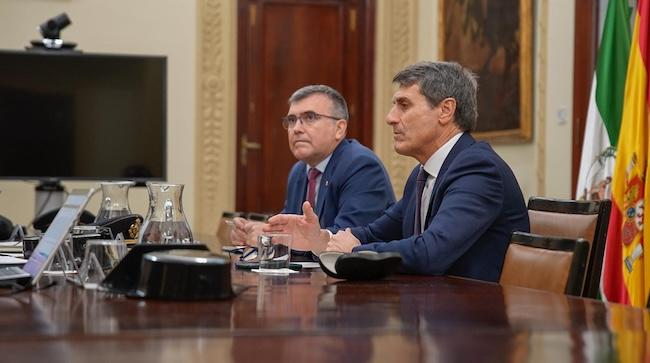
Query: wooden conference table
[{"left": 0, "top": 266, "right": 647, "bottom": 362}]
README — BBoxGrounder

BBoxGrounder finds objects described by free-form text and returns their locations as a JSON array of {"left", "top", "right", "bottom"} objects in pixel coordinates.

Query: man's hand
[
  {"left": 230, "top": 217, "right": 265, "bottom": 246},
  {"left": 264, "top": 201, "right": 328, "bottom": 252},
  {"left": 326, "top": 228, "right": 361, "bottom": 253}
]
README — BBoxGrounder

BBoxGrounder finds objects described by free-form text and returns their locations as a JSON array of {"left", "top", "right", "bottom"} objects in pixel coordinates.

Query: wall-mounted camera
[{"left": 27, "top": 13, "right": 79, "bottom": 52}]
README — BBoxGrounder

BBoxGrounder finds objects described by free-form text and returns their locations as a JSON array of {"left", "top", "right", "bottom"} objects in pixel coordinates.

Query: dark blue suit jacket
[
  {"left": 283, "top": 139, "right": 395, "bottom": 232},
  {"left": 351, "top": 133, "right": 529, "bottom": 282}
]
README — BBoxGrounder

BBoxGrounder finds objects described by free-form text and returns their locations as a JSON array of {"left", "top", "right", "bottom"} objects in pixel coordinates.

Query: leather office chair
[
  {"left": 527, "top": 197, "right": 611, "bottom": 298},
  {"left": 499, "top": 231, "right": 589, "bottom": 296}
]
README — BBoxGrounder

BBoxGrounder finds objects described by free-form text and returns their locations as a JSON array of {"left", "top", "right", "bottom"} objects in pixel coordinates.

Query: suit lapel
[
  {"left": 315, "top": 139, "right": 348, "bottom": 217},
  {"left": 402, "top": 166, "right": 419, "bottom": 237},
  {"left": 294, "top": 165, "right": 308, "bottom": 213},
  {"left": 424, "top": 133, "right": 476, "bottom": 226}
]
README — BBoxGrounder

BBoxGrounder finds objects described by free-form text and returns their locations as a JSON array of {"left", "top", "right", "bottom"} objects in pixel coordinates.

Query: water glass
[
  {"left": 257, "top": 233, "right": 292, "bottom": 269},
  {"left": 22, "top": 235, "right": 41, "bottom": 259},
  {"left": 79, "top": 239, "right": 127, "bottom": 288}
]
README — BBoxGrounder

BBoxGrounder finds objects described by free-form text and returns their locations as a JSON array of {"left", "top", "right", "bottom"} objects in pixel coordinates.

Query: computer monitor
[{"left": 0, "top": 50, "right": 167, "bottom": 183}]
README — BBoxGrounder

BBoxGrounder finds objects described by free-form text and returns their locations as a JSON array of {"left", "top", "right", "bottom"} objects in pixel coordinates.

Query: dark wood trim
[
  {"left": 571, "top": 0, "right": 599, "bottom": 193},
  {"left": 235, "top": 0, "right": 248, "bottom": 210},
  {"left": 360, "top": 0, "right": 375, "bottom": 146}
]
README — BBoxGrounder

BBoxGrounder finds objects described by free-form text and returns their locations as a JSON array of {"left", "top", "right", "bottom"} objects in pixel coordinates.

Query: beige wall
[
  {"left": 0, "top": 0, "right": 575, "bottom": 234},
  {"left": 0, "top": 0, "right": 197, "bottom": 226},
  {"left": 543, "top": 0, "right": 575, "bottom": 198}
]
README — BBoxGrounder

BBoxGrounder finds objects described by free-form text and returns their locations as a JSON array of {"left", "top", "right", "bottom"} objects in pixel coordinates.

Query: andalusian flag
[
  {"left": 602, "top": 0, "right": 650, "bottom": 307},
  {"left": 576, "top": 0, "right": 631, "bottom": 200}
]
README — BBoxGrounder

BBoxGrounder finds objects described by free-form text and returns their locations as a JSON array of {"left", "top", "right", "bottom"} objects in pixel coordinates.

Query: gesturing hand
[
  {"left": 264, "top": 201, "right": 325, "bottom": 252},
  {"left": 229, "top": 217, "right": 264, "bottom": 246},
  {"left": 326, "top": 228, "right": 360, "bottom": 253}
]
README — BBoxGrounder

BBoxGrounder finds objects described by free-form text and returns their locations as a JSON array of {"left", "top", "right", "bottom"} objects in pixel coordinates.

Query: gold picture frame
[{"left": 439, "top": 0, "right": 533, "bottom": 142}]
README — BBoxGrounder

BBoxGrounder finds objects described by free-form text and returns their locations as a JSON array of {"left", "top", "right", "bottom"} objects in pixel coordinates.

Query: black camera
[
  {"left": 39, "top": 13, "right": 71, "bottom": 39},
  {"left": 27, "top": 13, "right": 78, "bottom": 51}
]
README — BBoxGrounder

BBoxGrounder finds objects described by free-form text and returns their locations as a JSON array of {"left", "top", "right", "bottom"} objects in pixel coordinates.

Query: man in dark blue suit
[
  {"left": 232, "top": 85, "right": 395, "bottom": 247},
  {"left": 267, "top": 62, "right": 529, "bottom": 282}
]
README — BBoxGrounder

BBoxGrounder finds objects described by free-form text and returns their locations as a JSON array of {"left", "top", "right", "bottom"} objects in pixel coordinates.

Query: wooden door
[{"left": 236, "top": 0, "right": 375, "bottom": 214}]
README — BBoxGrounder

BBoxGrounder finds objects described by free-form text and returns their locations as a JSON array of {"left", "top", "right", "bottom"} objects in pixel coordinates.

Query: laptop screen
[{"left": 23, "top": 189, "right": 94, "bottom": 279}]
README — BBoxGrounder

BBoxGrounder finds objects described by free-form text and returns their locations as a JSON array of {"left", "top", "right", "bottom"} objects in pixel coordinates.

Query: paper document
[
  {"left": 0, "top": 241, "right": 22, "bottom": 253},
  {"left": 0, "top": 255, "right": 27, "bottom": 265}
]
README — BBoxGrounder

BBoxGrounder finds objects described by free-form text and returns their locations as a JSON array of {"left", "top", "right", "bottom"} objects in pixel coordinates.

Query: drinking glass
[
  {"left": 79, "top": 239, "right": 127, "bottom": 288},
  {"left": 22, "top": 235, "right": 41, "bottom": 259},
  {"left": 257, "top": 233, "right": 292, "bottom": 269}
]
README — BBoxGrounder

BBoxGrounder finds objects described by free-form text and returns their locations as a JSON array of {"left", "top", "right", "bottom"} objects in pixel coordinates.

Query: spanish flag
[{"left": 602, "top": 0, "right": 650, "bottom": 307}]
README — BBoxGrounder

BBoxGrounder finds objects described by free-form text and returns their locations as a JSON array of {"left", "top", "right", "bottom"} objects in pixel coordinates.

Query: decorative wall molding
[
  {"left": 196, "top": 0, "right": 237, "bottom": 240},
  {"left": 373, "top": 0, "right": 420, "bottom": 198}
]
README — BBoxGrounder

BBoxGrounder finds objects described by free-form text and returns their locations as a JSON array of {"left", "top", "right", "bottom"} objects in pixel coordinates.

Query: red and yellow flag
[{"left": 602, "top": 0, "right": 650, "bottom": 307}]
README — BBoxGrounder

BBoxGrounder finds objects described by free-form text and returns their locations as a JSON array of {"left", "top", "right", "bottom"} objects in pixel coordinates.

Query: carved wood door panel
[{"left": 236, "top": 0, "right": 375, "bottom": 214}]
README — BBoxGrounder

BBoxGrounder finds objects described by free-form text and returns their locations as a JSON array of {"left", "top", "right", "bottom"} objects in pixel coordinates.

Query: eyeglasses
[{"left": 281, "top": 111, "right": 340, "bottom": 130}]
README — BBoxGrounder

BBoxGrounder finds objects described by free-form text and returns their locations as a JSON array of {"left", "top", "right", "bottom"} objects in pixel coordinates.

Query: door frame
[
  {"left": 571, "top": 0, "right": 599, "bottom": 191},
  {"left": 235, "top": 0, "right": 376, "bottom": 213}
]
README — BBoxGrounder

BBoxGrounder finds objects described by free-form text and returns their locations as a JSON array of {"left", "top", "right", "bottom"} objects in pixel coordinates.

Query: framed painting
[{"left": 439, "top": 0, "right": 533, "bottom": 142}]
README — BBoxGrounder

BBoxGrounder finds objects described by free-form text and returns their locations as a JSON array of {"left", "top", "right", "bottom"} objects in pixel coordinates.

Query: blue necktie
[{"left": 414, "top": 166, "right": 429, "bottom": 235}]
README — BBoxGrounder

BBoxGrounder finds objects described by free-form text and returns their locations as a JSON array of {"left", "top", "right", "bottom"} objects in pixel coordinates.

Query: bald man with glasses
[{"left": 231, "top": 85, "right": 395, "bottom": 257}]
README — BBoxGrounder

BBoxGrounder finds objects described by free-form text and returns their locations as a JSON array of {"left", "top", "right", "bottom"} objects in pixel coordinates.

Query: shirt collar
[
  {"left": 421, "top": 132, "right": 463, "bottom": 178},
  {"left": 305, "top": 153, "right": 332, "bottom": 175}
]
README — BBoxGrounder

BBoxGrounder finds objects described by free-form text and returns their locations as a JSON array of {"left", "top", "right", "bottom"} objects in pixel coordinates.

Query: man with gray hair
[
  {"left": 267, "top": 62, "right": 529, "bottom": 281},
  {"left": 232, "top": 85, "right": 395, "bottom": 254}
]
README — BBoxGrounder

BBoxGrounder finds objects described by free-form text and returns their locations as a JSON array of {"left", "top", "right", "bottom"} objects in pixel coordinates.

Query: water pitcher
[
  {"left": 139, "top": 183, "right": 193, "bottom": 244},
  {"left": 95, "top": 181, "right": 134, "bottom": 224}
]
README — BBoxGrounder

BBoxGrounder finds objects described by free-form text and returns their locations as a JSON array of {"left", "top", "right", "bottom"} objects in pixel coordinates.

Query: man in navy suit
[
  {"left": 266, "top": 62, "right": 529, "bottom": 282},
  {"left": 232, "top": 85, "right": 395, "bottom": 248}
]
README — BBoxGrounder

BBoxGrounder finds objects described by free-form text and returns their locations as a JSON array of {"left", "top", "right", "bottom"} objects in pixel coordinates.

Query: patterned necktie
[
  {"left": 414, "top": 166, "right": 429, "bottom": 235},
  {"left": 307, "top": 168, "right": 321, "bottom": 207}
]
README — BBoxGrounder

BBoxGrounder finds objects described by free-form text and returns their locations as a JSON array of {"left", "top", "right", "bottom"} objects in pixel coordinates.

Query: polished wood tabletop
[{"left": 0, "top": 267, "right": 648, "bottom": 362}]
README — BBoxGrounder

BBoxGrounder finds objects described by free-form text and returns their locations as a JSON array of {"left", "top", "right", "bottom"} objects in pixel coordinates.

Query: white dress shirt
[{"left": 418, "top": 132, "right": 464, "bottom": 232}]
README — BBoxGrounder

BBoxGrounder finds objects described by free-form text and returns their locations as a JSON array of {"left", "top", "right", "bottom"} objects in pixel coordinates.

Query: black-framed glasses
[{"left": 281, "top": 111, "right": 340, "bottom": 130}]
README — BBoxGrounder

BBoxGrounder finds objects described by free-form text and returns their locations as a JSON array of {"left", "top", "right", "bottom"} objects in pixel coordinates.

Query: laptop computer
[{"left": 0, "top": 188, "right": 95, "bottom": 287}]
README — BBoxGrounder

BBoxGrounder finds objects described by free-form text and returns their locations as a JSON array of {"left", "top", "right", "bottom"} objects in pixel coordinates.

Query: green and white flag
[{"left": 575, "top": 0, "right": 631, "bottom": 200}]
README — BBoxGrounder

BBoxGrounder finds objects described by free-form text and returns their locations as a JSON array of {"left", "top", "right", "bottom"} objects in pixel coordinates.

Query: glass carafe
[
  {"left": 139, "top": 183, "right": 194, "bottom": 244},
  {"left": 95, "top": 181, "right": 135, "bottom": 224}
]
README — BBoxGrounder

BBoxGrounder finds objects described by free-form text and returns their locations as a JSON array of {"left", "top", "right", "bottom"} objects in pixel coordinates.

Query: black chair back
[{"left": 527, "top": 197, "right": 611, "bottom": 298}]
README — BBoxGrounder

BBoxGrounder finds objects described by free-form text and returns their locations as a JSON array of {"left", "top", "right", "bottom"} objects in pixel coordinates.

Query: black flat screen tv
[{"left": 0, "top": 50, "right": 166, "bottom": 182}]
